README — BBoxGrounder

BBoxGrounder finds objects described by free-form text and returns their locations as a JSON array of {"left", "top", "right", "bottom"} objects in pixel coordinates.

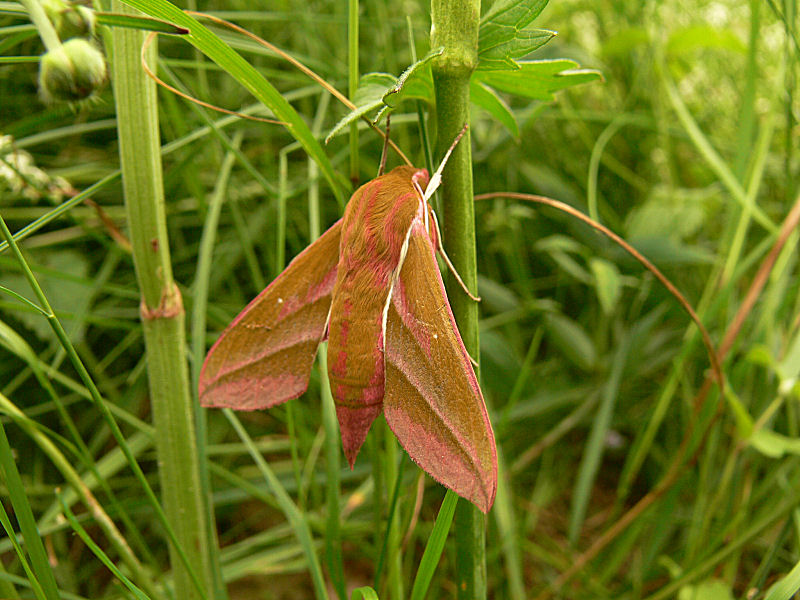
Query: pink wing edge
[
  {"left": 198, "top": 220, "right": 342, "bottom": 410},
  {"left": 383, "top": 215, "right": 498, "bottom": 512}
]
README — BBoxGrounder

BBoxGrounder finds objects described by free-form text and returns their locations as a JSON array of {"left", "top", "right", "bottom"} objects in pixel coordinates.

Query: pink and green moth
[{"left": 198, "top": 135, "right": 498, "bottom": 512}]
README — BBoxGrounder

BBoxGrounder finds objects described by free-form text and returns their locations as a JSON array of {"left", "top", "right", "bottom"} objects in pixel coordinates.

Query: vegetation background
[{"left": 1, "top": 0, "right": 799, "bottom": 599}]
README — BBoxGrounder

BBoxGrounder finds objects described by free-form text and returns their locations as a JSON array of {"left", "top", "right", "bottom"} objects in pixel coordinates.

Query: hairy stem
[
  {"left": 110, "top": 4, "right": 219, "bottom": 599},
  {"left": 431, "top": 1, "right": 485, "bottom": 598}
]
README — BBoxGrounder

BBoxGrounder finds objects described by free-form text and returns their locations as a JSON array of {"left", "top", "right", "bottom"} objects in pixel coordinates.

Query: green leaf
[
  {"left": 479, "top": 0, "right": 553, "bottom": 69},
  {"left": 764, "top": 554, "right": 800, "bottom": 600},
  {"left": 410, "top": 491, "right": 458, "bottom": 600},
  {"left": 749, "top": 429, "right": 800, "bottom": 459},
  {"left": 666, "top": 25, "right": 747, "bottom": 56},
  {"left": 95, "top": 12, "right": 188, "bottom": 34},
  {"left": 678, "top": 578, "right": 734, "bottom": 600},
  {"left": 589, "top": 257, "right": 621, "bottom": 314},
  {"left": 57, "top": 494, "right": 150, "bottom": 600},
  {"left": 470, "top": 79, "right": 519, "bottom": 136},
  {"left": 350, "top": 587, "right": 380, "bottom": 600},
  {"left": 481, "top": 0, "right": 548, "bottom": 25},
  {"left": 326, "top": 49, "right": 442, "bottom": 143},
  {"left": 325, "top": 73, "right": 395, "bottom": 143},
  {"left": 382, "top": 47, "right": 442, "bottom": 108},
  {"left": 543, "top": 313, "right": 596, "bottom": 372},
  {"left": 478, "top": 29, "right": 555, "bottom": 71},
  {"left": 474, "top": 59, "right": 602, "bottom": 101}
]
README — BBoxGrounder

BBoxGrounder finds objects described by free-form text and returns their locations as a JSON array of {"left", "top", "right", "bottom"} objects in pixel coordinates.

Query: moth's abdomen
[
  {"left": 327, "top": 276, "right": 387, "bottom": 467},
  {"left": 325, "top": 164, "right": 429, "bottom": 467}
]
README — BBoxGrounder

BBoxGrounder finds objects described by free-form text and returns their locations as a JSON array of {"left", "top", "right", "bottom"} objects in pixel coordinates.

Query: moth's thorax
[
  {"left": 327, "top": 166, "right": 430, "bottom": 419},
  {"left": 338, "top": 165, "right": 429, "bottom": 281}
]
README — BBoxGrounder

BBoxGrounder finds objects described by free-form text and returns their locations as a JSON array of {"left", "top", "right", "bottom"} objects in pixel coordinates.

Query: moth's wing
[
  {"left": 383, "top": 218, "right": 497, "bottom": 512},
  {"left": 199, "top": 220, "right": 342, "bottom": 410}
]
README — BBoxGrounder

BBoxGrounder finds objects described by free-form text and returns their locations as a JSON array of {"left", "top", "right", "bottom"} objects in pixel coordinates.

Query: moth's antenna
[
  {"left": 423, "top": 123, "right": 468, "bottom": 203},
  {"left": 378, "top": 114, "right": 391, "bottom": 176}
]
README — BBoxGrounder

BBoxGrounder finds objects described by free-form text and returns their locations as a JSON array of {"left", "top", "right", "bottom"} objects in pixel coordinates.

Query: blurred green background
[{"left": 1, "top": 0, "right": 799, "bottom": 598}]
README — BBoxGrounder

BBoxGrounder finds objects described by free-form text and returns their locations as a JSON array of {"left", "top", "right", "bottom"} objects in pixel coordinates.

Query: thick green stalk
[
  {"left": 430, "top": 1, "right": 485, "bottom": 599},
  {"left": 110, "top": 4, "right": 216, "bottom": 599}
]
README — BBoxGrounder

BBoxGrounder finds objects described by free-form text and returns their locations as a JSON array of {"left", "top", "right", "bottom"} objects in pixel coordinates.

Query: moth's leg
[
  {"left": 430, "top": 209, "right": 481, "bottom": 303},
  {"left": 378, "top": 114, "right": 391, "bottom": 176}
]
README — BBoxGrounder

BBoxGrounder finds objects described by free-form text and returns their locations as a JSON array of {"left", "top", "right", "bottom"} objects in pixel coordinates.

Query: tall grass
[{"left": 1, "top": 0, "right": 799, "bottom": 599}]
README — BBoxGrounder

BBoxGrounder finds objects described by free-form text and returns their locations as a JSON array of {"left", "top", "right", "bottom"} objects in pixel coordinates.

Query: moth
[{"left": 199, "top": 138, "right": 497, "bottom": 512}]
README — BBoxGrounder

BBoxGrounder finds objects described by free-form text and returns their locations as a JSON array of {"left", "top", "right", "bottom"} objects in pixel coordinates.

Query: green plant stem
[
  {"left": 110, "top": 4, "right": 217, "bottom": 599},
  {"left": 348, "top": 0, "right": 359, "bottom": 183},
  {"left": 384, "top": 432, "right": 403, "bottom": 599},
  {"left": 19, "top": 0, "right": 60, "bottom": 51},
  {"left": 430, "top": 1, "right": 485, "bottom": 598}
]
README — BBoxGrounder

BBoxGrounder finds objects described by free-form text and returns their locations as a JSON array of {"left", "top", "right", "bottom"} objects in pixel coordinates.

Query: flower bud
[
  {"left": 42, "top": 0, "right": 96, "bottom": 38},
  {"left": 39, "top": 38, "right": 107, "bottom": 103}
]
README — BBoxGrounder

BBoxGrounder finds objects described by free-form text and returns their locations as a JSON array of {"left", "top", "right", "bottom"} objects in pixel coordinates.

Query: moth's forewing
[
  {"left": 383, "top": 216, "right": 498, "bottom": 513},
  {"left": 199, "top": 220, "right": 342, "bottom": 410}
]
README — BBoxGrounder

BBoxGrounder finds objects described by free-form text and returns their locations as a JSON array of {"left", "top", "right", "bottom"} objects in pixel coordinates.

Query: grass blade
[{"left": 410, "top": 490, "right": 458, "bottom": 600}]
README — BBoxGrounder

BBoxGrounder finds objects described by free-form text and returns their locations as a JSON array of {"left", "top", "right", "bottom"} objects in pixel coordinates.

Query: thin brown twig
[
  {"left": 475, "top": 191, "right": 723, "bottom": 392},
  {"left": 190, "top": 12, "right": 413, "bottom": 166},
  {"left": 141, "top": 31, "right": 284, "bottom": 125},
  {"left": 141, "top": 11, "right": 413, "bottom": 167}
]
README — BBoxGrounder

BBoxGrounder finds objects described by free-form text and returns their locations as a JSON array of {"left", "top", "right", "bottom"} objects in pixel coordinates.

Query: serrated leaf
[
  {"left": 589, "top": 257, "right": 621, "bottom": 315},
  {"left": 325, "top": 50, "right": 441, "bottom": 143},
  {"left": 382, "top": 47, "right": 441, "bottom": 108},
  {"left": 478, "top": 29, "right": 556, "bottom": 71},
  {"left": 474, "top": 59, "right": 602, "bottom": 101},
  {"left": 470, "top": 80, "right": 519, "bottom": 136},
  {"left": 479, "top": 0, "right": 553, "bottom": 70},
  {"left": 481, "top": 0, "right": 549, "bottom": 28},
  {"left": 325, "top": 73, "right": 394, "bottom": 143},
  {"left": 354, "top": 73, "right": 397, "bottom": 105}
]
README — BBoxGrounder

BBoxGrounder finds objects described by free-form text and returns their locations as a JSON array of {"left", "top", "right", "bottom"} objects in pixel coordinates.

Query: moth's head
[
  {"left": 411, "top": 167, "right": 430, "bottom": 190},
  {"left": 409, "top": 168, "right": 431, "bottom": 209}
]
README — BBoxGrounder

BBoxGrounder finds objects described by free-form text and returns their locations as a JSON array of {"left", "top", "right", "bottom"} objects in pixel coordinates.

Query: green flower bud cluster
[
  {"left": 41, "top": 0, "right": 95, "bottom": 38},
  {"left": 37, "top": 0, "right": 106, "bottom": 104}
]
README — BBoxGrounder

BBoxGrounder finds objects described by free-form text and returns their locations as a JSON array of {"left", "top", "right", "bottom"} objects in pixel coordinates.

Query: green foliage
[{"left": 1, "top": 0, "right": 799, "bottom": 599}]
